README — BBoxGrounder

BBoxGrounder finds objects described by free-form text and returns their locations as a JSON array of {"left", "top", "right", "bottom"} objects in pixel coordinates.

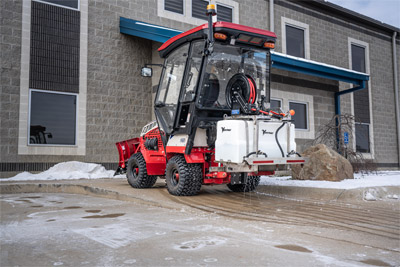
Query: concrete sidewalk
[{"left": 1, "top": 178, "right": 399, "bottom": 203}]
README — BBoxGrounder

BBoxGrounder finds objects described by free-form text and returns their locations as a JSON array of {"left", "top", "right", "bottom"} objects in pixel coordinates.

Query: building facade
[{"left": 1, "top": 0, "right": 399, "bottom": 177}]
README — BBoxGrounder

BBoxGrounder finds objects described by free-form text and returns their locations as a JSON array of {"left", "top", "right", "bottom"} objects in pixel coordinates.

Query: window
[
  {"left": 271, "top": 90, "right": 314, "bottom": 139},
  {"left": 29, "top": 90, "right": 77, "bottom": 145},
  {"left": 289, "top": 101, "right": 308, "bottom": 130},
  {"left": 217, "top": 4, "right": 233, "bottom": 22},
  {"left": 350, "top": 42, "right": 371, "bottom": 154},
  {"left": 270, "top": 99, "right": 282, "bottom": 109},
  {"left": 34, "top": 0, "right": 79, "bottom": 10},
  {"left": 165, "top": 0, "right": 184, "bottom": 14},
  {"left": 355, "top": 124, "right": 370, "bottom": 153},
  {"left": 286, "top": 25, "right": 305, "bottom": 58},
  {"left": 281, "top": 18, "right": 310, "bottom": 59},
  {"left": 182, "top": 41, "right": 203, "bottom": 102},
  {"left": 192, "top": 0, "right": 208, "bottom": 20},
  {"left": 156, "top": 43, "right": 189, "bottom": 133}
]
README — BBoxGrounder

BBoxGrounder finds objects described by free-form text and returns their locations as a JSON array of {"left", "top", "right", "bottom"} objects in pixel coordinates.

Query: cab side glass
[{"left": 141, "top": 67, "right": 152, "bottom": 77}]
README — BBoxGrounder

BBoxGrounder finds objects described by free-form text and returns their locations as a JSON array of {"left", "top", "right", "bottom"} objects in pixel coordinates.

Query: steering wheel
[{"left": 225, "top": 73, "right": 257, "bottom": 109}]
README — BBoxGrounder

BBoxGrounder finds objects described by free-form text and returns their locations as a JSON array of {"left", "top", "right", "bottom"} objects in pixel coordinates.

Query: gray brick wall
[
  {"left": 272, "top": 0, "right": 399, "bottom": 165},
  {"left": 1, "top": 0, "right": 399, "bottom": 172},
  {"left": 1, "top": 0, "right": 23, "bottom": 163}
]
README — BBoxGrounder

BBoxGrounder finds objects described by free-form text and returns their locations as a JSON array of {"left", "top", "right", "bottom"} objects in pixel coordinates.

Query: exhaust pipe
[{"left": 206, "top": 4, "right": 217, "bottom": 54}]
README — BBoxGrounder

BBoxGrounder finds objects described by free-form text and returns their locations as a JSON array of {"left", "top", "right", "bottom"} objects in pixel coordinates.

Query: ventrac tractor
[{"left": 115, "top": 5, "right": 306, "bottom": 196}]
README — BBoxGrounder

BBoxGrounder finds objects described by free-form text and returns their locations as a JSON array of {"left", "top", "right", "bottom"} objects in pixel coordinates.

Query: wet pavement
[{"left": 0, "top": 179, "right": 399, "bottom": 266}]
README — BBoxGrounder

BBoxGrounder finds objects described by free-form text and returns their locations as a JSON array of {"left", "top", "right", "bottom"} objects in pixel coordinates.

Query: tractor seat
[{"left": 202, "top": 73, "right": 220, "bottom": 107}]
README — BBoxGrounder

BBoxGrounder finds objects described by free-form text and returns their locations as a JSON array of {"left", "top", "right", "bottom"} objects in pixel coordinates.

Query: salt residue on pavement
[{"left": 260, "top": 171, "right": 400, "bottom": 189}]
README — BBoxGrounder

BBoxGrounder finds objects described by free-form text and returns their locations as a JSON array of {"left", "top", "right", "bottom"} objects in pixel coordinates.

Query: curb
[
  {"left": 1, "top": 180, "right": 399, "bottom": 202},
  {"left": 0, "top": 182, "right": 170, "bottom": 209}
]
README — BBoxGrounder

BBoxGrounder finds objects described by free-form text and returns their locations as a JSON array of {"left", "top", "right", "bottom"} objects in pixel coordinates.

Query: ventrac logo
[
  {"left": 221, "top": 127, "right": 231, "bottom": 133},
  {"left": 262, "top": 129, "right": 274, "bottom": 135}
]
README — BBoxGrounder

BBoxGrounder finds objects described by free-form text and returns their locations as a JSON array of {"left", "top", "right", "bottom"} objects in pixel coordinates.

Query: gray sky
[{"left": 328, "top": 0, "right": 400, "bottom": 28}]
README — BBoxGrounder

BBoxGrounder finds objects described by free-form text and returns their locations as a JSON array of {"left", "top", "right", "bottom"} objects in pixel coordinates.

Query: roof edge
[{"left": 302, "top": 0, "right": 400, "bottom": 34}]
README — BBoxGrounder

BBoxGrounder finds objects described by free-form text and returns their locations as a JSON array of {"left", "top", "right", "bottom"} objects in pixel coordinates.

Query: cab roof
[{"left": 158, "top": 21, "right": 277, "bottom": 58}]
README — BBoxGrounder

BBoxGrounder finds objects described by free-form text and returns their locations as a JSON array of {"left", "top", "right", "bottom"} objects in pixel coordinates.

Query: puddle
[
  {"left": 30, "top": 205, "right": 43, "bottom": 208},
  {"left": 63, "top": 206, "right": 82, "bottom": 209},
  {"left": 82, "top": 213, "right": 125, "bottom": 219},
  {"left": 275, "top": 244, "right": 312, "bottom": 253},
  {"left": 16, "top": 199, "right": 32, "bottom": 203},
  {"left": 46, "top": 219, "right": 56, "bottom": 222},
  {"left": 85, "top": 210, "right": 101, "bottom": 213},
  {"left": 24, "top": 196, "right": 42, "bottom": 199},
  {"left": 360, "top": 259, "right": 390, "bottom": 266}
]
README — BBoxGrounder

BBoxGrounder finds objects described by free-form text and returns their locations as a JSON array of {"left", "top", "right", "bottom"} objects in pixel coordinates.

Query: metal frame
[
  {"left": 33, "top": 0, "right": 80, "bottom": 11},
  {"left": 288, "top": 100, "right": 309, "bottom": 131}
]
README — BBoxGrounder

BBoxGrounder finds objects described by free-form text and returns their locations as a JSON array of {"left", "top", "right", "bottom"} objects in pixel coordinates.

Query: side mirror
[{"left": 141, "top": 67, "right": 152, "bottom": 77}]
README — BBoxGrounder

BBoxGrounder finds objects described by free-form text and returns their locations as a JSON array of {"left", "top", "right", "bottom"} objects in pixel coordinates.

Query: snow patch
[
  {"left": 364, "top": 191, "right": 377, "bottom": 201},
  {"left": 259, "top": 171, "right": 400, "bottom": 189},
  {"left": 4, "top": 161, "right": 125, "bottom": 181},
  {"left": 174, "top": 237, "right": 226, "bottom": 251}
]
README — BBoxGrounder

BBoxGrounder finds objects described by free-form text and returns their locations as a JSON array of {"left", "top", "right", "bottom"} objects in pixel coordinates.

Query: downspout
[
  {"left": 392, "top": 31, "right": 400, "bottom": 167},
  {"left": 269, "top": 0, "right": 274, "bottom": 32},
  {"left": 334, "top": 81, "right": 367, "bottom": 152}
]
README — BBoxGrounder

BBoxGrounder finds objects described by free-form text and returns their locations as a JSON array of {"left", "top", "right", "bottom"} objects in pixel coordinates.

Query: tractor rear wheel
[
  {"left": 227, "top": 174, "right": 260, "bottom": 192},
  {"left": 127, "top": 152, "right": 158, "bottom": 188},
  {"left": 165, "top": 155, "right": 202, "bottom": 196}
]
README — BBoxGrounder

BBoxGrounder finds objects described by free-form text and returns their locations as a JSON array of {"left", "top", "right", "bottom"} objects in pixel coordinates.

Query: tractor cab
[{"left": 153, "top": 21, "right": 277, "bottom": 153}]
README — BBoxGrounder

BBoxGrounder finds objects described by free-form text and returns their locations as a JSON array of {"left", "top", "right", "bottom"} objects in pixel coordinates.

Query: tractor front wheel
[
  {"left": 165, "top": 155, "right": 202, "bottom": 196},
  {"left": 127, "top": 152, "right": 158, "bottom": 188},
  {"left": 227, "top": 174, "right": 260, "bottom": 192}
]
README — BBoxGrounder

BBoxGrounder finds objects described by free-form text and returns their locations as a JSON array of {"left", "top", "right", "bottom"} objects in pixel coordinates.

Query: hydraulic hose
[{"left": 275, "top": 122, "right": 286, "bottom": 157}]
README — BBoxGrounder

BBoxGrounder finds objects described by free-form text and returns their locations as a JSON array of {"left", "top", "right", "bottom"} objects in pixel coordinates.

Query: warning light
[
  {"left": 290, "top": 109, "right": 295, "bottom": 116},
  {"left": 264, "top": 41, "right": 275, "bottom": 49},
  {"left": 214, "top": 32, "right": 227, "bottom": 40}
]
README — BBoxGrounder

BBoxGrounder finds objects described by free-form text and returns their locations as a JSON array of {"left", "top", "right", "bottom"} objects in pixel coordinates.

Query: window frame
[
  {"left": 281, "top": 17, "right": 310, "bottom": 59},
  {"left": 28, "top": 89, "right": 79, "bottom": 147},
  {"left": 270, "top": 89, "right": 315, "bottom": 139},
  {"left": 216, "top": 2, "right": 234, "bottom": 23},
  {"left": 164, "top": 0, "right": 185, "bottom": 15},
  {"left": 157, "top": 0, "right": 239, "bottom": 24},
  {"left": 348, "top": 37, "right": 374, "bottom": 159},
  {"left": 270, "top": 98, "right": 282, "bottom": 109},
  {"left": 33, "top": 0, "right": 80, "bottom": 11},
  {"left": 289, "top": 100, "right": 309, "bottom": 131}
]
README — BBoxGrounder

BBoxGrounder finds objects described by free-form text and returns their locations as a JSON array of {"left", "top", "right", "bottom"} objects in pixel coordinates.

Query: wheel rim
[
  {"left": 130, "top": 164, "right": 139, "bottom": 178},
  {"left": 170, "top": 169, "right": 179, "bottom": 186}
]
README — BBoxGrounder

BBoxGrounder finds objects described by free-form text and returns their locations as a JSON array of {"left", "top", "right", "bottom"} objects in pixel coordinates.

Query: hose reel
[{"left": 226, "top": 73, "right": 257, "bottom": 114}]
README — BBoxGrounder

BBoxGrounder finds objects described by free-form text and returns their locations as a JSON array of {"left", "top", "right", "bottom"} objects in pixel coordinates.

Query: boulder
[{"left": 291, "top": 144, "right": 354, "bottom": 181}]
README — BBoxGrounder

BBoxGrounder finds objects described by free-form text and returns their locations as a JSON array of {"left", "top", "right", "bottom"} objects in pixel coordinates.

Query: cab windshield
[{"left": 198, "top": 43, "right": 270, "bottom": 109}]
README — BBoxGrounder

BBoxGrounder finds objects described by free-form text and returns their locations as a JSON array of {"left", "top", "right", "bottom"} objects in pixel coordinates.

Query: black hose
[
  {"left": 246, "top": 151, "right": 268, "bottom": 158},
  {"left": 275, "top": 122, "right": 285, "bottom": 157}
]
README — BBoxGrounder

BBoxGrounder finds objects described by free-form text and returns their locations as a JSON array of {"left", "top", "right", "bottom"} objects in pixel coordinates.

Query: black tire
[
  {"left": 165, "top": 155, "right": 203, "bottom": 196},
  {"left": 127, "top": 152, "right": 158, "bottom": 188},
  {"left": 227, "top": 174, "right": 260, "bottom": 192}
]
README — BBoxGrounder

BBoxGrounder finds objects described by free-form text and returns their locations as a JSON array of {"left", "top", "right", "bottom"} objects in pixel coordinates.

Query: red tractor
[{"left": 115, "top": 5, "right": 306, "bottom": 196}]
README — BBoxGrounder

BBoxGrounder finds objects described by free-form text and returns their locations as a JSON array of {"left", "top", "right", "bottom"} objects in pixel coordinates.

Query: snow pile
[
  {"left": 4, "top": 161, "right": 125, "bottom": 181},
  {"left": 260, "top": 171, "right": 400, "bottom": 189}
]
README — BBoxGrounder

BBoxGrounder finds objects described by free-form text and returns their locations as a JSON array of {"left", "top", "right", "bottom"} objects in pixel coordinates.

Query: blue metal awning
[
  {"left": 120, "top": 17, "right": 182, "bottom": 43},
  {"left": 119, "top": 17, "right": 370, "bottom": 115}
]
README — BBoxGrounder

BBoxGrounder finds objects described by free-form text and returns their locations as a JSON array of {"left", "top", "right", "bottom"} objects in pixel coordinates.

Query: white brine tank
[{"left": 215, "top": 118, "right": 296, "bottom": 164}]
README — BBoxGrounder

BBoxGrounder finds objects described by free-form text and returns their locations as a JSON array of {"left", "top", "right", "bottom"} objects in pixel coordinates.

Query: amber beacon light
[
  {"left": 264, "top": 41, "right": 275, "bottom": 49},
  {"left": 214, "top": 32, "right": 227, "bottom": 40}
]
